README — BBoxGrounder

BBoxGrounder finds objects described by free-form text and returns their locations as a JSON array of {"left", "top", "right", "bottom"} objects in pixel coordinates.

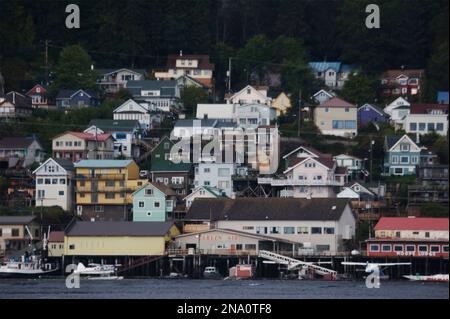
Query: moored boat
[
  {"left": 203, "top": 266, "right": 221, "bottom": 279},
  {"left": 403, "top": 274, "right": 449, "bottom": 282},
  {"left": 0, "top": 255, "right": 59, "bottom": 278}
]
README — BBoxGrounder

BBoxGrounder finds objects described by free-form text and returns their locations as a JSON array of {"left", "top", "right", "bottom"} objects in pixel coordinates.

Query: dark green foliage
[
  {"left": 180, "top": 86, "right": 209, "bottom": 118},
  {"left": 420, "top": 202, "right": 449, "bottom": 217}
]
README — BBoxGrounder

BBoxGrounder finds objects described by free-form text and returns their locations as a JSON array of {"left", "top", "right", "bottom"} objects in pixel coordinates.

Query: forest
[{"left": 0, "top": 0, "right": 448, "bottom": 100}]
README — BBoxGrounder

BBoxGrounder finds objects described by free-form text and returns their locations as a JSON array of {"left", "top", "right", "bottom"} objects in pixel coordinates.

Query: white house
[
  {"left": 312, "top": 89, "right": 335, "bottom": 104},
  {"left": 113, "top": 99, "right": 152, "bottom": 130},
  {"left": 194, "top": 162, "right": 237, "bottom": 197},
  {"left": 183, "top": 186, "right": 226, "bottom": 208},
  {"left": 184, "top": 198, "right": 356, "bottom": 254},
  {"left": 33, "top": 158, "right": 74, "bottom": 211},
  {"left": 196, "top": 104, "right": 235, "bottom": 120},
  {"left": 225, "top": 85, "right": 272, "bottom": 105},
  {"left": 384, "top": 97, "right": 411, "bottom": 125},
  {"left": 401, "top": 103, "right": 449, "bottom": 139},
  {"left": 125, "top": 80, "right": 181, "bottom": 112},
  {"left": 96, "top": 68, "right": 146, "bottom": 93},
  {"left": 333, "top": 154, "right": 364, "bottom": 177}
]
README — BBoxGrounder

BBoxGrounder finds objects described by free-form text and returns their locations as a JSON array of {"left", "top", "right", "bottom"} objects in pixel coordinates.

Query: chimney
[{"left": 179, "top": 50, "right": 183, "bottom": 57}]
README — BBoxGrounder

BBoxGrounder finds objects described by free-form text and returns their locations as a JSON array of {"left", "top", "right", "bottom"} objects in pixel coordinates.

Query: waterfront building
[
  {"left": 64, "top": 221, "right": 179, "bottom": 256},
  {"left": 47, "top": 231, "right": 65, "bottom": 257},
  {"left": 0, "top": 216, "right": 39, "bottom": 255},
  {"left": 132, "top": 182, "right": 176, "bottom": 222}
]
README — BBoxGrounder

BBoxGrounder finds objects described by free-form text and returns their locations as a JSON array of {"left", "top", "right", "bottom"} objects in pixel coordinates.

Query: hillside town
[{"left": 0, "top": 1, "right": 448, "bottom": 286}]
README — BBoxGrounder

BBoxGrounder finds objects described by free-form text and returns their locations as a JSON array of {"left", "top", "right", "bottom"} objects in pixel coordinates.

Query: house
[
  {"left": 357, "top": 103, "right": 389, "bottom": 127},
  {"left": 196, "top": 104, "right": 235, "bottom": 120},
  {"left": 337, "top": 182, "right": 377, "bottom": 200},
  {"left": 183, "top": 186, "right": 226, "bottom": 209},
  {"left": 33, "top": 158, "right": 75, "bottom": 211},
  {"left": 401, "top": 103, "right": 449, "bottom": 138},
  {"left": 258, "top": 146, "right": 346, "bottom": 198},
  {"left": 125, "top": 80, "right": 181, "bottom": 112},
  {"left": 47, "top": 231, "right": 65, "bottom": 257},
  {"left": 154, "top": 52, "right": 215, "bottom": 89},
  {"left": 25, "top": 84, "right": 50, "bottom": 109},
  {"left": 175, "top": 228, "right": 299, "bottom": 255},
  {"left": 271, "top": 92, "right": 291, "bottom": 116},
  {"left": 132, "top": 182, "right": 176, "bottom": 222},
  {"left": 383, "top": 96, "right": 410, "bottom": 115},
  {"left": 52, "top": 131, "right": 115, "bottom": 162},
  {"left": 437, "top": 91, "right": 449, "bottom": 104},
  {"left": 194, "top": 162, "right": 237, "bottom": 197},
  {"left": 175, "top": 74, "right": 211, "bottom": 93},
  {"left": 225, "top": 85, "right": 272, "bottom": 105},
  {"left": 172, "top": 118, "right": 236, "bottom": 139},
  {"left": 73, "top": 159, "right": 148, "bottom": 221},
  {"left": 0, "top": 136, "right": 45, "bottom": 168},
  {"left": 308, "top": 62, "right": 357, "bottom": 89},
  {"left": 184, "top": 198, "right": 356, "bottom": 254},
  {"left": 84, "top": 119, "right": 142, "bottom": 158},
  {"left": 0, "top": 216, "right": 40, "bottom": 255},
  {"left": 383, "top": 135, "right": 422, "bottom": 176},
  {"left": 333, "top": 154, "right": 364, "bottom": 178},
  {"left": 55, "top": 89, "right": 100, "bottom": 108},
  {"left": 96, "top": 68, "right": 146, "bottom": 93},
  {"left": 312, "top": 89, "right": 335, "bottom": 104},
  {"left": 380, "top": 69, "right": 424, "bottom": 97},
  {"left": 314, "top": 97, "right": 357, "bottom": 137},
  {"left": 64, "top": 221, "right": 180, "bottom": 256},
  {"left": 0, "top": 91, "right": 33, "bottom": 119},
  {"left": 366, "top": 217, "right": 449, "bottom": 258},
  {"left": 113, "top": 99, "right": 161, "bottom": 131},
  {"left": 150, "top": 136, "right": 192, "bottom": 198}
]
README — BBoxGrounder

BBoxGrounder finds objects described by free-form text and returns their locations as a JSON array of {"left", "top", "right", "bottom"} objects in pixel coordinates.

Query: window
[
  {"left": 242, "top": 226, "right": 254, "bottom": 230},
  {"left": 395, "top": 231, "right": 401, "bottom": 237},
  {"left": 325, "top": 108, "right": 329, "bottom": 113},
  {"left": 324, "top": 227, "right": 335, "bottom": 234},
  {"left": 218, "top": 168, "right": 230, "bottom": 177},
  {"left": 58, "top": 191, "right": 64, "bottom": 196},
  {"left": 418, "top": 245, "right": 428, "bottom": 252},
  {"left": 45, "top": 178, "right": 51, "bottom": 184},
  {"left": 37, "top": 178, "right": 43, "bottom": 185},
  {"left": 443, "top": 246, "right": 449, "bottom": 253},
  {"left": 80, "top": 193, "right": 85, "bottom": 198},
  {"left": 139, "top": 201, "right": 145, "bottom": 208},
  {"left": 332, "top": 120, "right": 344, "bottom": 129},
  {"left": 392, "top": 156, "right": 399, "bottom": 164},
  {"left": 145, "top": 189, "right": 153, "bottom": 196},
  {"left": 418, "top": 123, "right": 426, "bottom": 131},
  {"left": 52, "top": 178, "right": 58, "bottom": 184},
  {"left": 245, "top": 244, "right": 256, "bottom": 250},
  {"left": 370, "top": 244, "right": 380, "bottom": 252},
  {"left": 411, "top": 156, "right": 418, "bottom": 164},
  {"left": 436, "top": 123, "right": 444, "bottom": 131},
  {"left": 409, "top": 123, "right": 417, "bottom": 131},
  {"left": 94, "top": 205, "right": 104, "bottom": 212},
  {"left": 345, "top": 108, "right": 349, "bottom": 112},
  {"left": 427, "top": 123, "right": 435, "bottom": 131},
  {"left": 394, "top": 168, "right": 403, "bottom": 174},
  {"left": 297, "top": 227, "right": 309, "bottom": 234},
  {"left": 203, "top": 168, "right": 210, "bottom": 173},
  {"left": 430, "top": 246, "right": 440, "bottom": 252},
  {"left": 394, "top": 245, "right": 403, "bottom": 252},
  {"left": 154, "top": 201, "right": 160, "bottom": 208},
  {"left": 425, "top": 232, "right": 430, "bottom": 238},
  {"left": 37, "top": 190, "right": 45, "bottom": 199},
  {"left": 12, "top": 229, "right": 20, "bottom": 237},
  {"left": 69, "top": 244, "right": 75, "bottom": 250},
  {"left": 284, "top": 227, "right": 295, "bottom": 234},
  {"left": 401, "top": 156, "right": 409, "bottom": 163},
  {"left": 105, "top": 180, "right": 115, "bottom": 187},
  {"left": 59, "top": 179, "right": 66, "bottom": 184},
  {"left": 204, "top": 181, "right": 210, "bottom": 186},
  {"left": 400, "top": 144, "right": 410, "bottom": 151},
  {"left": 269, "top": 227, "right": 281, "bottom": 234},
  {"left": 406, "top": 245, "right": 415, "bottom": 252},
  {"left": 382, "top": 244, "right": 391, "bottom": 252},
  {"left": 105, "top": 193, "right": 115, "bottom": 199},
  {"left": 311, "top": 227, "right": 322, "bottom": 234}
]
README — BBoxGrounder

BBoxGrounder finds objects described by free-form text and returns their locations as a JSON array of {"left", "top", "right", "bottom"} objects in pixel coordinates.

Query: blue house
[
  {"left": 437, "top": 91, "right": 449, "bottom": 105},
  {"left": 56, "top": 89, "right": 100, "bottom": 108},
  {"left": 132, "top": 182, "right": 176, "bottom": 222},
  {"left": 383, "top": 135, "right": 422, "bottom": 176},
  {"left": 357, "top": 103, "right": 389, "bottom": 127}
]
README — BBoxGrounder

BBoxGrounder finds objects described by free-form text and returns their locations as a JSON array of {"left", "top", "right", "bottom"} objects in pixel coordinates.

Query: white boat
[
  {"left": 403, "top": 274, "right": 449, "bottom": 282},
  {"left": 73, "top": 263, "right": 117, "bottom": 276},
  {"left": 203, "top": 266, "right": 221, "bottom": 279},
  {"left": 87, "top": 275, "right": 124, "bottom": 280},
  {"left": 0, "top": 255, "right": 59, "bottom": 278}
]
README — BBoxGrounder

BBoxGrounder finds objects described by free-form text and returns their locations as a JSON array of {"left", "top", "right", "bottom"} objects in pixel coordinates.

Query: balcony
[
  {"left": 75, "top": 173, "right": 126, "bottom": 180},
  {"left": 257, "top": 177, "right": 344, "bottom": 187}
]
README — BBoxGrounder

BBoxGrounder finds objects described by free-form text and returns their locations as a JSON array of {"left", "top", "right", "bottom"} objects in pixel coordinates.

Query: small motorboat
[
  {"left": 203, "top": 266, "right": 221, "bottom": 279},
  {"left": 403, "top": 274, "right": 449, "bottom": 282}
]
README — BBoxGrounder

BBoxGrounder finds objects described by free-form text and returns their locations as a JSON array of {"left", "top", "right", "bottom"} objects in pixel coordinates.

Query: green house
[{"left": 132, "top": 182, "right": 176, "bottom": 222}]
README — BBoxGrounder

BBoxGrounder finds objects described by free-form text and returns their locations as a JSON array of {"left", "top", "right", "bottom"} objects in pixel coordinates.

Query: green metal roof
[{"left": 74, "top": 159, "right": 135, "bottom": 168}]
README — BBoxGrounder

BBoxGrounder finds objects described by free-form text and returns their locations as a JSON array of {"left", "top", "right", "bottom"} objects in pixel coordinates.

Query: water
[{"left": 0, "top": 278, "right": 448, "bottom": 299}]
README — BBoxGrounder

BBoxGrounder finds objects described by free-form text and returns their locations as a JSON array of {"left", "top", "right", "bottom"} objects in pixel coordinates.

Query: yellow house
[
  {"left": 47, "top": 231, "right": 65, "bottom": 257},
  {"left": 64, "top": 221, "right": 180, "bottom": 256},
  {"left": 74, "top": 160, "right": 148, "bottom": 221},
  {"left": 314, "top": 97, "right": 357, "bottom": 138},
  {"left": 271, "top": 92, "right": 291, "bottom": 116}
]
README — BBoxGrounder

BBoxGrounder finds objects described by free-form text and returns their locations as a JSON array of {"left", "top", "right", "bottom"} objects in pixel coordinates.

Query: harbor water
[{"left": 0, "top": 278, "right": 448, "bottom": 299}]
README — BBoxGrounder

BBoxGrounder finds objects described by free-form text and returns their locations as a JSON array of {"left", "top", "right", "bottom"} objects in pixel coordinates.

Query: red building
[
  {"left": 366, "top": 217, "right": 449, "bottom": 258},
  {"left": 26, "top": 84, "right": 50, "bottom": 109},
  {"left": 380, "top": 69, "right": 424, "bottom": 97}
]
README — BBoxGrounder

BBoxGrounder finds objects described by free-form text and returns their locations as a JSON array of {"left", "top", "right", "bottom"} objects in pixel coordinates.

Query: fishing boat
[
  {"left": 403, "top": 274, "right": 449, "bottom": 282},
  {"left": 203, "top": 266, "right": 221, "bottom": 279},
  {"left": 0, "top": 255, "right": 59, "bottom": 278}
]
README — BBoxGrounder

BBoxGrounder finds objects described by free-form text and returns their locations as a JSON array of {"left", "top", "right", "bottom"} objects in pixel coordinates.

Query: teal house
[
  {"left": 383, "top": 134, "right": 422, "bottom": 176},
  {"left": 132, "top": 182, "right": 176, "bottom": 222}
]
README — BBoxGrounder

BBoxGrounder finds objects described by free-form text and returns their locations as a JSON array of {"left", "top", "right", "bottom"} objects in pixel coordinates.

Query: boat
[
  {"left": 87, "top": 275, "right": 124, "bottom": 280},
  {"left": 0, "top": 255, "right": 59, "bottom": 278},
  {"left": 228, "top": 264, "right": 256, "bottom": 280},
  {"left": 72, "top": 262, "right": 123, "bottom": 280},
  {"left": 403, "top": 274, "right": 449, "bottom": 282},
  {"left": 203, "top": 266, "right": 222, "bottom": 279}
]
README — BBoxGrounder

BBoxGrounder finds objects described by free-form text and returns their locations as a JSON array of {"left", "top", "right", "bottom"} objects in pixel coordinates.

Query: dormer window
[
  {"left": 400, "top": 144, "right": 410, "bottom": 151},
  {"left": 247, "top": 88, "right": 251, "bottom": 94}
]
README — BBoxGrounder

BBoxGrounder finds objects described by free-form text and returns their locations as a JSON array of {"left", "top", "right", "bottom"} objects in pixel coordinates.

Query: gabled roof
[
  {"left": 409, "top": 103, "right": 448, "bottom": 115},
  {"left": 48, "top": 231, "right": 65, "bottom": 242},
  {"left": 385, "top": 134, "right": 419, "bottom": 150},
  {"left": 226, "top": 85, "right": 269, "bottom": 102},
  {"left": 183, "top": 186, "right": 225, "bottom": 201},
  {"left": 87, "top": 119, "right": 140, "bottom": 132},
  {"left": 96, "top": 68, "right": 146, "bottom": 76},
  {"left": 66, "top": 221, "right": 175, "bottom": 236},
  {"left": 125, "top": 80, "right": 177, "bottom": 90},
  {"left": 334, "top": 153, "right": 362, "bottom": 160},
  {"left": 382, "top": 69, "right": 424, "bottom": 79},
  {"left": 284, "top": 156, "right": 334, "bottom": 174},
  {"left": 113, "top": 99, "right": 149, "bottom": 114},
  {"left": 33, "top": 157, "right": 74, "bottom": 174},
  {"left": 0, "top": 136, "right": 42, "bottom": 149},
  {"left": 4, "top": 91, "right": 32, "bottom": 108},
  {"left": 282, "top": 145, "right": 324, "bottom": 159},
  {"left": 53, "top": 131, "right": 113, "bottom": 142},
  {"left": 56, "top": 89, "right": 98, "bottom": 99},
  {"left": 133, "top": 182, "right": 176, "bottom": 197},
  {"left": 320, "top": 97, "right": 355, "bottom": 108},
  {"left": 358, "top": 103, "right": 388, "bottom": 117},
  {"left": 0, "top": 215, "right": 36, "bottom": 225},
  {"left": 374, "top": 217, "right": 449, "bottom": 231},
  {"left": 25, "top": 84, "right": 47, "bottom": 96},
  {"left": 308, "top": 62, "right": 342, "bottom": 73},
  {"left": 185, "top": 198, "right": 351, "bottom": 221},
  {"left": 74, "top": 159, "right": 134, "bottom": 168},
  {"left": 313, "top": 89, "right": 335, "bottom": 98}
]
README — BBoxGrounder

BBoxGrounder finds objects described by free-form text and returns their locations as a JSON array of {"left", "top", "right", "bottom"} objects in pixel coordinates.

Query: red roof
[
  {"left": 374, "top": 217, "right": 449, "bottom": 231},
  {"left": 410, "top": 103, "right": 448, "bottom": 114},
  {"left": 48, "top": 231, "right": 64, "bottom": 242},
  {"left": 56, "top": 131, "right": 113, "bottom": 142},
  {"left": 320, "top": 97, "right": 355, "bottom": 108}
]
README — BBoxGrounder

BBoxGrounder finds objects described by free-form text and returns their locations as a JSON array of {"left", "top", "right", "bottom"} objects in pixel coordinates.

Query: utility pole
[
  {"left": 227, "top": 57, "right": 232, "bottom": 93},
  {"left": 298, "top": 89, "right": 302, "bottom": 137},
  {"left": 41, "top": 40, "right": 51, "bottom": 85},
  {"left": 370, "top": 138, "right": 374, "bottom": 184}
]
